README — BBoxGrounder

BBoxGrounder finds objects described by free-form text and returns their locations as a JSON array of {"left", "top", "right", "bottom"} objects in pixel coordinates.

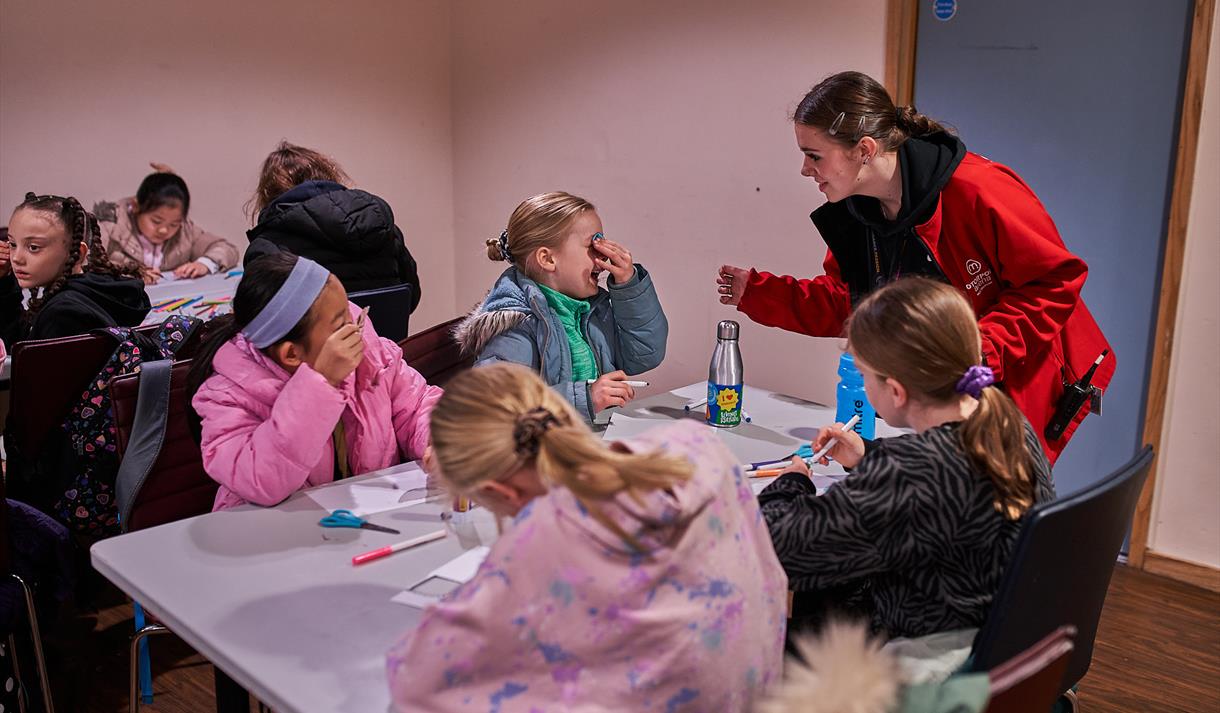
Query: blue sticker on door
[{"left": 933, "top": 0, "right": 957, "bottom": 21}]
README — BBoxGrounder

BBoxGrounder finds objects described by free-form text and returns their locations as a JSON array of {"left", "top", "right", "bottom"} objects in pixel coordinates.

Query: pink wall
[
  {"left": 1148, "top": 8, "right": 1220, "bottom": 570},
  {"left": 451, "top": 0, "right": 888, "bottom": 404},
  {"left": 0, "top": 0, "right": 458, "bottom": 330}
]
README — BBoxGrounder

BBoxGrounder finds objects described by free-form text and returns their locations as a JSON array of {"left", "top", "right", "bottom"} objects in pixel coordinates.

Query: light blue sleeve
[
  {"left": 607, "top": 264, "right": 668, "bottom": 374},
  {"left": 476, "top": 322, "right": 596, "bottom": 422}
]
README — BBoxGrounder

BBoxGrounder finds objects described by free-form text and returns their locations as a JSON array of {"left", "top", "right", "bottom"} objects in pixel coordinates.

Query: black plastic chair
[
  {"left": 349, "top": 283, "right": 413, "bottom": 342},
  {"left": 969, "top": 446, "right": 1155, "bottom": 702}
]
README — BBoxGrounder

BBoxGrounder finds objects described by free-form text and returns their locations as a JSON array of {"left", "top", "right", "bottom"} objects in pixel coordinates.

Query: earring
[{"left": 862, "top": 155, "right": 871, "bottom": 165}]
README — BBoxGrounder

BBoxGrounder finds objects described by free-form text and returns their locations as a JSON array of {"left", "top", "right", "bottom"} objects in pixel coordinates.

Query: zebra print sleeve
[{"left": 758, "top": 449, "right": 924, "bottom": 591}]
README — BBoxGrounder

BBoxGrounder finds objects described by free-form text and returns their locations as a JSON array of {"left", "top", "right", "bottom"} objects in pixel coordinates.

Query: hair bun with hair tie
[
  {"left": 955, "top": 365, "right": 995, "bottom": 399},
  {"left": 513, "top": 407, "right": 559, "bottom": 458}
]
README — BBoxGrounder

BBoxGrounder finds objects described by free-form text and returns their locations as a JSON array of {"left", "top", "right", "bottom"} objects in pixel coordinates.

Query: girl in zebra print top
[{"left": 759, "top": 277, "right": 1054, "bottom": 639}]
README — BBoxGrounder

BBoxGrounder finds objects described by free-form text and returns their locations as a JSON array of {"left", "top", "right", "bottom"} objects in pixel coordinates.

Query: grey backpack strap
[{"left": 115, "top": 359, "right": 174, "bottom": 532}]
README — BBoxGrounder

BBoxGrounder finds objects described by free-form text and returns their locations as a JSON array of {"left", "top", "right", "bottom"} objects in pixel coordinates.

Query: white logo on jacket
[{"left": 964, "top": 258, "right": 993, "bottom": 294}]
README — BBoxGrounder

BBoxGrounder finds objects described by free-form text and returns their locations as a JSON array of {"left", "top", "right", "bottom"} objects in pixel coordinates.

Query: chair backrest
[
  {"left": 985, "top": 625, "right": 1076, "bottom": 713},
  {"left": 349, "top": 283, "right": 413, "bottom": 343},
  {"left": 970, "top": 446, "right": 1154, "bottom": 692},
  {"left": 109, "top": 359, "right": 218, "bottom": 531},
  {"left": 6, "top": 325, "right": 167, "bottom": 459},
  {"left": 0, "top": 472, "right": 11, "bottom": 577},
  {"left": 398, "top": 316, "right": 473, "bottom": 387}
]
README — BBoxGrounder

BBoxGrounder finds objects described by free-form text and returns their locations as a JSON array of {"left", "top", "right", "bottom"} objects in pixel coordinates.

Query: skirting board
[{"left": 1144, "top": 551, "right": 1220, "bottom": 593}]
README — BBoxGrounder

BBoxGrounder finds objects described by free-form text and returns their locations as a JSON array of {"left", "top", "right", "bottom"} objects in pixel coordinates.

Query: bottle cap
[
  {"left": 838, "top": 352, "right": 863, "bottom": 380},
  {"left": 717, "top": 320, "right": 740, "bottom": 340}
]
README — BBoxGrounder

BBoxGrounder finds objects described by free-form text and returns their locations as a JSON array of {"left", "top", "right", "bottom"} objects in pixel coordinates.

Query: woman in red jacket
[{"left": 717, "top": 71, "right": 1112, "bottom": 462}]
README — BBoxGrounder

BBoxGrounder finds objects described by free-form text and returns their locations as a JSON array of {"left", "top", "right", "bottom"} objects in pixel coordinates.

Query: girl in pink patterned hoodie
[
  {"left": 187, "top": 251, "right": 441, "bottom": 511},
  {"left": 386, "top": 363, "right": 788, "bottom": 712}
]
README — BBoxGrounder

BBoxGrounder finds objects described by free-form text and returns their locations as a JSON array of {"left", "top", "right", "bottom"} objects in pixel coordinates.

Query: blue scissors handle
[{"left": 319, "top": 509, "right": 400, "bottom": 534}]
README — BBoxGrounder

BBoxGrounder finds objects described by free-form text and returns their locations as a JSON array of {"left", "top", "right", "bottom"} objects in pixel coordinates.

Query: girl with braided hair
[
  {"left": 387, "top": 362, "right": 787, "bottom": 712},
  {"left": 0, "top": 193, "right": 150, "bottom": 345}
]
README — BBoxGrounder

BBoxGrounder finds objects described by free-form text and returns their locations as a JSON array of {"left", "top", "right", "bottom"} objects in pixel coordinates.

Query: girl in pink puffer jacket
[{"left": 187, "top": 251, "right": 441, "bottom": 511}]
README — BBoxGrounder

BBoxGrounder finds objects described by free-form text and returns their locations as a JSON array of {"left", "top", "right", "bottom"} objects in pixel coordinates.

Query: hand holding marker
[{"left": 748, "top": 415, "right": 860, "bottom": 478}]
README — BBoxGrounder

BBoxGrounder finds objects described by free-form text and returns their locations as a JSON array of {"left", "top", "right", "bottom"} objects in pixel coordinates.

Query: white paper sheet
[
  {"left": 429, "top": 546, "right": 489, "bottom": 582},
  {"left": 391, "top": 546, "right": 490, "bottom": 610},
  {"left": 307, "top": 462, "right": 430, "bottom": 516}
]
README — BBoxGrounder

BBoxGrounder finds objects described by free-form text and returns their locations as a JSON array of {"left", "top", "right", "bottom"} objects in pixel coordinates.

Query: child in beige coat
[{"left": 95, "top": 168, "right": 237, "bottom": 284}]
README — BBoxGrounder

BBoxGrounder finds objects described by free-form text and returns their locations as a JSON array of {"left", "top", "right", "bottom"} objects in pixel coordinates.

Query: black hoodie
[
  {"left": 246, "top": 180, "right": 422, "bottom": 310},
  {"left": 0, "top": 271, "right": 150, "bottom": 346},
  {"left": 811, "top": 132, "right": 967, "bottom": 305}
]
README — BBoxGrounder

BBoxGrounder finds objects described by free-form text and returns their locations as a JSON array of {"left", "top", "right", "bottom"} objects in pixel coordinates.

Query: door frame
[{"left": 883, "top": 0, "right": 1217, "bottom": 581}]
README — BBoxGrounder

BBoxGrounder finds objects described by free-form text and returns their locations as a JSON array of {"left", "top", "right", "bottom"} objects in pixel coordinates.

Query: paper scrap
[
  {"left": 391, "top": 546, "right": 490, "bottom": 610},
  {"left": 308, "top": 462, "right": 430, "bottom": 516}
]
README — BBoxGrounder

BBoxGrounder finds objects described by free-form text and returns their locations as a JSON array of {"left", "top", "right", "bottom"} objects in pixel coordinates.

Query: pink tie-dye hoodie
[{"left": 387, "top": 420, "right": 789, "bottom": 712}]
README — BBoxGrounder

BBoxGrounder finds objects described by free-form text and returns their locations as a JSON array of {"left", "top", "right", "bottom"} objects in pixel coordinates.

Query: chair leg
[
  {"left": 7, "top": 634, "right": 29, "bottom": 713},
  {"left": 133, "top": 603, "right": 156, "bottom": 705},
  {"left": 10, "top": 573, "right": 54, "bottom": 713},
  {"left": 128, "top": 622, "right": 169, "bottom": 713}
]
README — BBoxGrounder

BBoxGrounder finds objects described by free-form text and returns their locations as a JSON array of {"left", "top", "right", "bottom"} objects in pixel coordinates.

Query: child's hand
[
  {"left": 314, "top": 323, "right": 365, "bottom": 387},
  {"left": 592, "top": 238, "right": 635, "bottom": 284},
  {"left": 589, "top": 370, "right": 637, "bottom": 412},
  {"left": 0, "top": 241, "right": 10, "bottom": 278},
  {"left": 421, "top": 445, "right": 437, "bottom": 475},
  {"left": 174, "top": 261, "right": 209, "bottom": 279},
  {"left": 810, "top": 423, "right": 866, "bottom": 468},
  {"left": 778, "top": 456, "right": 810, "bottom": 478},
  {"left": 149, "top": 162, "right": 176, "bottom": 174},
  {"left": 140, "top": 266, "right": 163, "bottom": 285},
  {"left": 717, "top": 265, "right": 750, "bottom": 306}
]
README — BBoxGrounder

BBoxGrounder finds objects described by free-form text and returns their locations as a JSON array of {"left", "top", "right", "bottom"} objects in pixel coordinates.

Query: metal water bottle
[{"left": 707, "top": 320, "right": 744, "bottom": 427}]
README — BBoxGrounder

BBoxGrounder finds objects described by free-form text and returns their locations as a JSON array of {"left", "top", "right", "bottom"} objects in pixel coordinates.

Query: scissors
[{"left": 319, "top": 509, "right": 400, "bottom": 534}]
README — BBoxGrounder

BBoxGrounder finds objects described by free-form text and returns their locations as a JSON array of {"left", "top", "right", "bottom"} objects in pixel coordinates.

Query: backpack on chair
[{"left": 35, "top": 315, "right": 200, "bottom": 537}]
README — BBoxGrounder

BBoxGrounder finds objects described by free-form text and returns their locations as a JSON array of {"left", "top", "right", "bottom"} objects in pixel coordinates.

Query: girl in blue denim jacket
[{"left": 454, "top": 191, "right": 667, "bottom": 422}]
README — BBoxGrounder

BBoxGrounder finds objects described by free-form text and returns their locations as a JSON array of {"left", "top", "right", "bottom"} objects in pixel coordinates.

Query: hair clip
[
  {"left": 497, "top": 229, "right": 512, "bottom": 262},
  {"left": 827, "top": 111, "right": 846, "bottom": 136}
]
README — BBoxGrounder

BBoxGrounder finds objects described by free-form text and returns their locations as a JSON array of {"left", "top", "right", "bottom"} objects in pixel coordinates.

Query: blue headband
[{"left": 241, "top": 257, "right": 330, "bottom": 348}]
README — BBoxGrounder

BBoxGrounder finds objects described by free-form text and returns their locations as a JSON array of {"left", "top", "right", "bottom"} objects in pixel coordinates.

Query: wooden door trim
[{"left": 1129, "top": 0, "right": 1216, "bottom": 568}]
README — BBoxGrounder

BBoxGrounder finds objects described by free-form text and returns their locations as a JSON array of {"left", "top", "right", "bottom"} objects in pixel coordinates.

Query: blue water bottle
[{"left": 835, "top": 353, "right": 876, "bottom": 440}]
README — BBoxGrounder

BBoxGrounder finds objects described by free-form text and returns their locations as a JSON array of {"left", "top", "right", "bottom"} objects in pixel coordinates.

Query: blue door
[{"left": 912, "top": 0, "right": 1193, "bottom": 496}]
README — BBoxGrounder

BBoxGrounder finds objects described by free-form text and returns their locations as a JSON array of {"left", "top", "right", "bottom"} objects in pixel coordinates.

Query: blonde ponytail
[
  {"left": 487, "top": 192, "right": 594, "bottom": 277},
  {"left": 430, "top": 364, "right": 691, "bottom": 542}
]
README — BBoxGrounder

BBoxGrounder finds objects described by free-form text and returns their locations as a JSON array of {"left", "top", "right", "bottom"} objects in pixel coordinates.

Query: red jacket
[{"left": 738, "top": 151, "right": 1114, "bottom": 462}]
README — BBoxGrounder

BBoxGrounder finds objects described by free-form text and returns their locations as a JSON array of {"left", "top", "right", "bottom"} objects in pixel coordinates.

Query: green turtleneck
[{"left": 537, "top": 283, "right": 599, "bottom": 381}]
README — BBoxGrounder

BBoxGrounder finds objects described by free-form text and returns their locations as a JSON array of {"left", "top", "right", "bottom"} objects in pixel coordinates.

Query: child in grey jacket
[{"left": 454, "top": 192, "right": 667, "bottom": 422}]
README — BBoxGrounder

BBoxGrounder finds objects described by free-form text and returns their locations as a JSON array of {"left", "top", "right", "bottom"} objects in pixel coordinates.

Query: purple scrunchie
[{"left": 955, "top": 365, "right": 995, "bottom": 399}]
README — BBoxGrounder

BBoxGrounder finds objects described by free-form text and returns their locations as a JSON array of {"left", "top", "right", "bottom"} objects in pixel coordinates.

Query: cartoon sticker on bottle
[{"left": 707, "top": 382, "right": 743, "bottom": 427}]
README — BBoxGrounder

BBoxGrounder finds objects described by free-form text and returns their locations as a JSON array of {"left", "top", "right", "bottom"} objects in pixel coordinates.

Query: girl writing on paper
[
  {"left": 387, "top": 363, "right": 787, "bottom": 712},
  {"left": 760, "top": 278, "right": 1055, "bottom": 640}
]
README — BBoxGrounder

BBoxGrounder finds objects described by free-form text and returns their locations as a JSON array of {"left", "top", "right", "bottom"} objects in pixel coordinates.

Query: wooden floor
[{"left": 22, "top": 564, "right": 1219, "bottom": 711}]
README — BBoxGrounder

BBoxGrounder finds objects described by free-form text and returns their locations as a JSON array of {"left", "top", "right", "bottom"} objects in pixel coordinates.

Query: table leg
[{"left": 213, "top": 666, "right": 250, "bottom": 713}]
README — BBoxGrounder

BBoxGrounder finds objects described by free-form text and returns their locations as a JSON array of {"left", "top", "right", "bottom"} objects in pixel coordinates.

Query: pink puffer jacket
[{"left": 193, "top": 302, "right": 442, "bottom": 510}]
